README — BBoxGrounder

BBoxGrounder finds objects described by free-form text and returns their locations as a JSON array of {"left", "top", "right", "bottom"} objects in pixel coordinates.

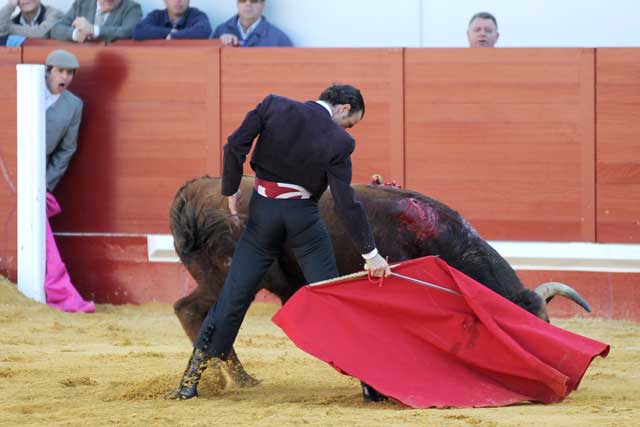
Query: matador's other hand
[{"left": 364, "top": 253, "right": 391, "bottom": 278}]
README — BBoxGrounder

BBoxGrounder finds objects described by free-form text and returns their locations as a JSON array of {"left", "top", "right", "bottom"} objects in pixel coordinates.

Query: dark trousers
[{"left": 195, "top": 191, "right": 338, "bottom": 359}]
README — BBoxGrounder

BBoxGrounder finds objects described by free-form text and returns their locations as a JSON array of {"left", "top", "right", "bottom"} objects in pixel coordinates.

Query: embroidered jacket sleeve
[
  {"left": 221, "top": 95, "right": 271, "bottom": 196},
  {"left": 327, "top": 140, "right": 376, "bottom": 255}
]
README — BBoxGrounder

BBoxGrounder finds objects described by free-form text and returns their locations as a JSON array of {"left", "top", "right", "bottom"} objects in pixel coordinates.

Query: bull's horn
[{"left": 534, "top": 282, "right": 592, "bottom": 313}]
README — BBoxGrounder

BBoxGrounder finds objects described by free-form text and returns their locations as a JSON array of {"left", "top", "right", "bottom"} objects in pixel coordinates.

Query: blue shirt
[
  {"left": 133, "top": 7, "right": 212, "bottom": 40},
  {"left": 211, "top": 15, "right": 292, "bottom": 47}
]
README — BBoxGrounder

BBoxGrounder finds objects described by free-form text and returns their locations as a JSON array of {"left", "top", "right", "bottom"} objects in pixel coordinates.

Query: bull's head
[
  {"left": 515, "top": 283, "right": 592, "bottom": 322},
  {"left": 531, "top": 282, "right": 592, "bottom": 322}
]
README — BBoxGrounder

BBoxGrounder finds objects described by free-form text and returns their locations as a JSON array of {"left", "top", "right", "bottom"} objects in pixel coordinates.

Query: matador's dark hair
[{"left": 319, "top": 84, "right": 365, "bottom": 119}]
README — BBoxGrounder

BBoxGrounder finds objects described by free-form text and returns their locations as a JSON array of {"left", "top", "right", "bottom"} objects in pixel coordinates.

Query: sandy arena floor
[{"left": 1, "top": 277, "right": 638, "bottom": 427}]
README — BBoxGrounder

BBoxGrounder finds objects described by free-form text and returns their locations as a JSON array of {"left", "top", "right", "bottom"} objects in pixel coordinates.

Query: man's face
[
  {"left": 164, "top": 0, "right": 189, "bottom": 17},
  {"left": 333, "top": 107, "right": 363, "bottom": 129},
  {"left": 17, "top": 0, "right": 41, "bottom": 14},
  {"left": 98, "top": 0, "right": 122, "bottom": 13},
  {"left": 237, "top": 0, "right": 264, "bottom": 22},
  {"left": 467, "top": 18, "right": 499, "bottom": 48},
  {"left": 46, "top": 67, "right": 75, "bottom": 95}
]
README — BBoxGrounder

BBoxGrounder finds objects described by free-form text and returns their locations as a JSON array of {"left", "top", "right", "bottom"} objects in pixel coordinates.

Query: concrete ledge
[
  {"left": 147, "top": 234, "right": 178, "bottom": 263},
  {"left": 145, "top": 234, "right": 640, "bottom": 273},
  {"left": 489, "top": 241, "right": 640, "bottom": 273}
]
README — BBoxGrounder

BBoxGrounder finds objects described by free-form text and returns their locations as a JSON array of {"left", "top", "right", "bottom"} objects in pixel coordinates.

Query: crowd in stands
[
  {"left": 0, "top": 0, "right": 293, "bottom": 46},
  {"left": 1, "top": 1, "right": 498, "bottom": 48}
]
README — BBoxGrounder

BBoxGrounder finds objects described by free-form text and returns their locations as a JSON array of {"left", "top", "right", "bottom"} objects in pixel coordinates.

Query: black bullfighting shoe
[
  {"left": 166, "top": 348, "right": 211, "bottom": 400},
  {"left": 361, "top": 382, "right": 388, "bottom": 403}
]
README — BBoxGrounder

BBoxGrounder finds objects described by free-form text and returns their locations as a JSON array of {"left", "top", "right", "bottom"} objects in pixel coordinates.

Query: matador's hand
[
  {"left": 364, "top": 254, "right": 391, "bottom": 278},
  {"left": 227, "top": 189, "right": 242, "bottom": 225}
]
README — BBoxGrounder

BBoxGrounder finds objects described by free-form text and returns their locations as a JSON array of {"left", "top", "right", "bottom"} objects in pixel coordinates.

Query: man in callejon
[
  {"left": 44, "top": 49, "right": 95, "bottom": 313},
  {"left": 168, "top": 84, "right": 391, "bottom": 402}
]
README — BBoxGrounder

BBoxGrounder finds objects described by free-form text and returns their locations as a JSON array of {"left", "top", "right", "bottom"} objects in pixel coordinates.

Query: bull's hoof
[
  {"left": 233, "top": 372, "right": 262, "bottom": 388},
  {"left": 223, "top": 360, "right": 261, "bottom": 388},
  {"left": 361, "top": 383, "right": 388, "bottom": 403},
  {"left": 222, "top": 360, "right": 262, "bottom": 388}
]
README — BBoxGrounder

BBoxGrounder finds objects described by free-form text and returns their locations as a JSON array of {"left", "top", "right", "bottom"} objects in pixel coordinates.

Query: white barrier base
[{"left": 141, "top": 234, "right": 640, "bottom": 273}]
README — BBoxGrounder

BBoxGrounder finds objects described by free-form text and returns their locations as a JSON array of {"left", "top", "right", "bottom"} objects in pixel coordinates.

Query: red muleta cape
[{"left": 272, "top": 256, "right": 610, "bottom": 408}]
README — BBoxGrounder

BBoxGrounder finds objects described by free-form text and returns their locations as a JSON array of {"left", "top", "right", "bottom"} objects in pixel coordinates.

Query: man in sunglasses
[{"left": 211, "top": 0, "right": 292, "bottom": 47}]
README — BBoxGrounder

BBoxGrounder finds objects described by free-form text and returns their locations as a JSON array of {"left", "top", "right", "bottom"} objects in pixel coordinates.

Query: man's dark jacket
[{"left": 222, "top": 94, "right": 375, "bottom": 254}]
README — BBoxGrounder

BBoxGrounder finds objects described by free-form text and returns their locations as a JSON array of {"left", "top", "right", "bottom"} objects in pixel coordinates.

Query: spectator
[
  {"left": 212, "top": 0, "right": 292, "bottom": 47},
  {"left": 0, "top": 0, "right": 63, "bottom": 39},
  {"left": 467, "top": 11, "right": 499, "bottom": 48},
  {"left": 43, "top": 49, "right": 95, "bottom": 313},
  {"left": 133, "top": 0, "right": 211, "bottom": 40},
  {"left": 50, "top": 0, "right": 142, "bottom": 43}
]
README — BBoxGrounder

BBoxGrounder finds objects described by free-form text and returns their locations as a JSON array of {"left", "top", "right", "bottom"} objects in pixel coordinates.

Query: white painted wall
[{"left": 39, "top": 0, "right": 639, "bottom": 47}]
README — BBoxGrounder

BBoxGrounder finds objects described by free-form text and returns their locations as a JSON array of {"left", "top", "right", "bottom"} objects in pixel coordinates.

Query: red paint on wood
[
  {"left": 518, "top": 269, "right": 640, "bottom": 322},
  {"left": 0, "top": 63, "right": 18, "bottom": 281},
  {"left": 405, "top": 48, "right": 596, "bottom": 241},
  {"left": 596, "top": 48, "right": 640, "bottom": 242},
  {"left": 55, "top": 235, "right": 197, "bottom": 304},
  {"left": 220, "top": 48, "right": 405, "bottom": 186},
  {"left": 22, "top": 44, "right": 221, "bottom": 234}
]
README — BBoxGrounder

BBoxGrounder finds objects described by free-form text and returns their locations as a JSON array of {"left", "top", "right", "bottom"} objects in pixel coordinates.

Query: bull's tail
[
  {"left": 169, "top": 186, "right": 201, "bottom": 260},
  {"left": 169, "top": 177, "right": 241, "bottom": 262}
]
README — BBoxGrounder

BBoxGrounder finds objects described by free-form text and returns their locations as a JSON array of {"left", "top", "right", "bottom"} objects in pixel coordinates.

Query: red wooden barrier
[
  {"left": 1, "top": 45, "right": 639, "bottom": 319},
  {"left": 519, "top": 270, "right": 640, "bottom": 322},
  {"left": 220, "top": 48, "right": 405, "bottom": 185},
  {"left": 0, "top": 59, "right": 18, "bottom": 281},
  {"left": 22, "top": 43, "right": 221, "bottom": 233},
  {"left": 20, "top": 43, "right": 221, "bottom": 304},
  {"left": 405, "top": 48, "right": 595, "bottom": 242},
  {"left": 596, "top": 48, "right": 640, "bottom": 243},
  {"left": 0, "top": 46, "right": 21, "bottom": 64}
]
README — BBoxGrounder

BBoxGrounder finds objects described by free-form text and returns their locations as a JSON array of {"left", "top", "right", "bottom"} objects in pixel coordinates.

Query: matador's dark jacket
[{"left": 221, "top": 94, "right": 376, "bottom": 255}]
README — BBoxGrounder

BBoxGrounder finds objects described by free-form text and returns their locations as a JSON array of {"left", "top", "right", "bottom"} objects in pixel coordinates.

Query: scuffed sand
[{"left": 1, "top": 277, "right": 638, "bottom": 427}]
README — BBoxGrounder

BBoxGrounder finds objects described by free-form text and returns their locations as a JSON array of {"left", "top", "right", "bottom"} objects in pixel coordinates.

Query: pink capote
[
  {"left": 272, "top": 256, "right": 609, "bottom": 408},
  {"left": 45, "top": 192, "right": 95, "bottom": 313}
]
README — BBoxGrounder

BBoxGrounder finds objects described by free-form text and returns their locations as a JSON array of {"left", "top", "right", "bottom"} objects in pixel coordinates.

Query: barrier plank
[
  {"left": 405, "top": 48, "right": 595, "bottom": 241},
  {"left": 596, "top": 48, "right": 640, "bottom": 243},
  {"left": 55, "top": 235, "right": 196, "bottom": 304},
  {"left": 0, "top": 62, "right": 18, "bottom": 281},
  {"left": 23, "top": 44, "right": 221, "bottom": 233},
  {"left": 518, "top": 270, "right": 640, "bottom": 322},
  {"left": 0, "top": 46, "right": 21, "bottom": 65},
  {"left": 220, "top": 48, "right": 404, "bottom": 185}
]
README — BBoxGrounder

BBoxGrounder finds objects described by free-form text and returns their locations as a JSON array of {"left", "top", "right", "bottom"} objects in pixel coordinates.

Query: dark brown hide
[{"left": 170, "top": 176, "right": 548, "bottom": 379}]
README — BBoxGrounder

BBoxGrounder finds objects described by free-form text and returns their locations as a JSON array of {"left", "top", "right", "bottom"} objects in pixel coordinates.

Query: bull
[{"left": 170, "top": 175, "right": 591, "bottom": 387}]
